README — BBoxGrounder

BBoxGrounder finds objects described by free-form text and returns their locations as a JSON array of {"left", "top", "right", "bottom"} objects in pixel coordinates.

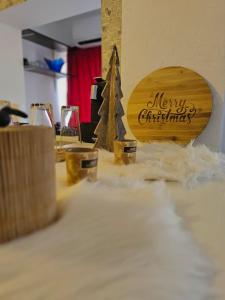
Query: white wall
[
  {"left": 121, "top": 0, "right": 225, "bottom": 151},
  {"left": 54, "top": 51, "right": 67, "bottom": 116},
  {"left": 0, "top": 22, "right": 25, "bottom": 110},
  {"left": 23, "top": 40, "right": 65, "bottom": 121},
  {"left": 34, "top": 9, "right": 101, "bottom": 48},
  {"left": 220, "top": 95, "right": 225, "bottom": 152},
  {"left": 0, "top": 0, "right": 101, "bottom": 121}
]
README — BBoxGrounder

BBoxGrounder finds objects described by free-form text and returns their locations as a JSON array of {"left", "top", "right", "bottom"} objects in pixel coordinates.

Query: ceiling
[
  {"left": 34, "top": 9, "right": 101, "bottom": 48},
  {"left": 0, "top": 0, "right": 101, "bottom": 30}
]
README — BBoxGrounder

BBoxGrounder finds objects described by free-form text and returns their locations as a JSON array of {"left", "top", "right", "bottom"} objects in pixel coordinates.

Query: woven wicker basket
[{"left": 0, "top": 126, "right": 57, "bottom": 243}]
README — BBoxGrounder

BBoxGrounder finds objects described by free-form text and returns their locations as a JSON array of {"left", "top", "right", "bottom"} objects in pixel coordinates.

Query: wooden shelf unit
[
  {"left": 24, "top": 65, "right": 71, "bottom": 78},
  {"left": 22, "top": 29, "right": 69, "bottom": 52}
]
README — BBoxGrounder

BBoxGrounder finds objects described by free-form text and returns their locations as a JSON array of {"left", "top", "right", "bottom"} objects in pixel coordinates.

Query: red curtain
[{"left": 67, "top": 46, "right": 101, "bottom": 123}]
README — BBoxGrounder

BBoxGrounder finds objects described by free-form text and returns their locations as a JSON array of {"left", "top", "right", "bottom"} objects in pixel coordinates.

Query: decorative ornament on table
[
  {"left": 44, "top": 58, "right": 65, "bottom": 73},
  {"left": 0, "top": 126, "right": 57, "bottom": 243},
  {"left": 127, "top": 66, "right": 212, "bottom": 144},
  {"left": 94, "top": 45, "right": 126, "bottom": 152},
  {"left": 0, "top": 106, "right": 28, "bottom": 127},
  {"left": 114, "top": 139, "right": 137, "bottom": 165},
  {"left": 65, "top": 147, "right": 98, "bottom": 185}
]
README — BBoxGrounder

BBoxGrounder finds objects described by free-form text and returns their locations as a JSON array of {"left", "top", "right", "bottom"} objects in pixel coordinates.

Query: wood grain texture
[
  {"left": 65, "top": 147, "right": 98, "bottom": 185},
  {"left": 114, "top": 139, "right": 137, "bottom": 165},
  {"left": 101, "top": 0, "right": 122, "bottom": 77},
  {"left": 106, "top": 51, "right": 117, "bottom": 151},
  {"left": 0, "top": 126, "right": 57, "bottom": 243},
  {"left": 127, "top": 66, "right": 212, "bottom": 144},
  {"left": 0, "top": 99, "right": 10, "bottom": 107},
  {"left": 0, "top": 0, "right": 26, "bottom": 11},
  {"left": 94, "top": 46, "right": 125, "bottom": 152}
]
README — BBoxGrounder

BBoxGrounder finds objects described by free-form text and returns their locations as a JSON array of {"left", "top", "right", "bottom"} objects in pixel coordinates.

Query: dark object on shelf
[
  {"left": 80, "top": 122, "right": 98, "bottom": 143},
  {"left": 78, "top": 37, "right": 101, "bottom": 46},
  {"left": 22, "top": 29, "right": 69, "bottom": 52},
  {"left": 61, "top": 106, "right": 71, "bottom": 109},
  {"left": 95, "top": 77, "right": 104, "bottom": 83},
  {"left": 55, "top": 122, "right": 61, "bottom": 135},
  {"left": 80, "top": 78, "right": 106, "bottom": 142},
  {"left": 91, "top": 78, "right": 106, "bottom": 122},
  {"left": 44, "top": 58, "right": 65, "bottom": 73},
  {"left": 23, "top": 58, "right": 29, "bottom": 66},
  {"left": 0, "top": 106, "right": 28, "bottom": 127},
  {"left": 91, "top": 101, "right": 101, "bottom": 122}
]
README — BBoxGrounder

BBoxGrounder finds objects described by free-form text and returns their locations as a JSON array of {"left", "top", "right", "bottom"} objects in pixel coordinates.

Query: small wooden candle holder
[
  {"left": 0, "top": 126, "right": 57, "bottom": 243},
  {"left": 55, "top": 147, "right": 65, "bottom": 162},
  {"left": 114, "top": 139, "right": 137, "bottom": 165},
  {"left": 65, "top": 147, "right": 98, "bottom": 185}
]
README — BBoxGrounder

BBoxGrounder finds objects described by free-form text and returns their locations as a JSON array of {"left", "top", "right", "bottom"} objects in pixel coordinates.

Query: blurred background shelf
[
  {"left": 24, "top": 65, "right": 74, "bottom": 78},
  {"left": 22, "top": 29, "right": 69, "bottom": 52}
]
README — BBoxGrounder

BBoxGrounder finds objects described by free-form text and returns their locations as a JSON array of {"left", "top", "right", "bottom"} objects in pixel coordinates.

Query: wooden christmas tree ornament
[
  {"left": 94, "top": 45, "right": 126, "bottom": 152},
  {"left": 0, "top": 126, "right": 57, "bottom": 243}
]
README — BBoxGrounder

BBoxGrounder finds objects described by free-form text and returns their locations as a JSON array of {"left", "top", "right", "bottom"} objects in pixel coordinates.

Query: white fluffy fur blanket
[
  {"left": 97, "top": 142, "right": 225, "bottom": 188},
  {"left": 0, "top": 143, "right": 222, "bottom": 300}
]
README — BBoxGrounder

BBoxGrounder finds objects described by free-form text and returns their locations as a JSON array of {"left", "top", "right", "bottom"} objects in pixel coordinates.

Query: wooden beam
[
  {"left": 101, "top": 0, "right": 122, "bottom": 77},
  {"left": 0, "top": 0, "right": 26, "bottom": 11}
]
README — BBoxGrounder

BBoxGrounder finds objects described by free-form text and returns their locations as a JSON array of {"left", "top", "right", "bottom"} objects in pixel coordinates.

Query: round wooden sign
[{"left": 127, "top": 66, "right": 212, "bottom": 144}]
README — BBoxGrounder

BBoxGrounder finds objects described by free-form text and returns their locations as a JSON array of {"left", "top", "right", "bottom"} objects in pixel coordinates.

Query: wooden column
[
  {"left": 101, "top": 0, "right": 122, "bottom": 77},
  {"left": 0, "top": 0, "right": 26, "bottom": 11}
]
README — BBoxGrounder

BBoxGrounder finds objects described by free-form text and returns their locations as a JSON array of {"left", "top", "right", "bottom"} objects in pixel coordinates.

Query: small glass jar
[
  {"left": 55, "top": 106, "right": 82, "bottom": 162},
  {"left": 30, "top": 104, "right": 52, "bottom": 127},
  {"left": 60, "top": 105, "right": 82, "bottom": 144},
  {"left": 30, "top": 103, "right": 53, "bottom": 127}
]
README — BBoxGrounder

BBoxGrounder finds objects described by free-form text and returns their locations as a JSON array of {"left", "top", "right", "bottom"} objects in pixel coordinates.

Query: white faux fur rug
[
  {"left": 0, "top": 177, "right": 215, "bottom": 300},
  {"left": 97, "top": 142, "right": 225, "bottom": 188}
]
